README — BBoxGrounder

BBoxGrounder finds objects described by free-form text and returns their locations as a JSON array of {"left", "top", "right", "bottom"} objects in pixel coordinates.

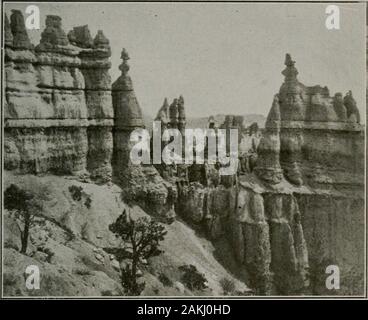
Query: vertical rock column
[
  {"left": 234, "top": 187, "right": 272, "bottom": 294},
  {"left": 231, "top": 186, "right": 309, "bottom": 294},
  {"left": 4, "top": 14, "right": 13, "bottom": 46},
  {"left": 4, "top": 13, "right": 114, "bottom": 180},
  {"left": 35, "top": 15, "right": 89, "bottom": 175},
  {"left": 4, "top": 10, "right": 35, "bottom": 171},
  {"left": 278, "top": 54, "right": 303, "bottom": 185},
  {"left": 111, "top": 49, "right": 176, "bottom": 221},
  {"left": 5, "top": 12, "right": 89, "bottom": 174},
  {"left": 254, "top": 95, "right": 283, "bottom": 184},
  {"left": 177, "top": 95, "right": 186, "bottom": 136},
  {"left": 70, "top": 26, "right": 114, "bottom": 183},
  {"left": 112, "top": 48, "right": 144, "bottom": 183},
  {"left": 264, "top": 193, "right": 309, "bottom": 294}
]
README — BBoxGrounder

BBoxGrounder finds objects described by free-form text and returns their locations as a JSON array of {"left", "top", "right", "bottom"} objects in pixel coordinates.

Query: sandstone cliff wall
[
  {"left": 246, "top": 54, "right": 365, "bottom": 294},
  {"left": 228, "top": 179, "right": 364, "bottom": 295},
  {"left": 4, "top": 11, "right": 113, "bottom": 183}
]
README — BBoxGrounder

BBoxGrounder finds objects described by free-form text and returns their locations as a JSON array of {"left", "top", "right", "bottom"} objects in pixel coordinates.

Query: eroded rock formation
[
  {"left": 111, "top": 49, "right": 176, "bottom": 221},
  {"left": 3, "top": 11, "right": 364, "bottom": 296},
  {"left": 4, "top": 11, "right": 113, "bottom": 183},
  {"left": 255, "top": 54, "right": 363, "bottom": 187},
  {"left": 231, "top": 54, "right": 365, "bottom": 294},
  {"left": 153, "top": 55, "right": 364, "bottom": 295},
  {"left": 153, "top": 98, "right": 241, "bottom": 243},
  {"left": 156, "top": 96, "right": 186, "bottom": 135}
]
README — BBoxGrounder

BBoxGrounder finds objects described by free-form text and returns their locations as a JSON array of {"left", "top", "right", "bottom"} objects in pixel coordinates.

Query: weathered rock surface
[
  {"left": 10, "top": 10, "right": 33, "bottom": 49},
  {"left": 228, "top": 178, "right": 309, "bottom": 294},
  {"left": 160, "top": 55, "right": 364, "bottom": 295},
  {"left": 223, "top": 169, "right": 364, "bottom": 295},
  {"left": 156, "top": 96, "right": 186, "bottom": 134},
  {"left": 4, "top": 12, "right": 113, "bottom": 183},
  {"left": 111, "top": 49, "right": 176, "bottom": 221},
  {"left": 245, "top": 55, "right": 365, "bottom": 294},
  {"left": 3, "top": 172, "right": 249, "bottom": 296},
  {"left": 3, "top": 10, "right": 364, "bottom": 296},
  {"left": 255, "top": 54, "right": 364, "bottom": 188}
]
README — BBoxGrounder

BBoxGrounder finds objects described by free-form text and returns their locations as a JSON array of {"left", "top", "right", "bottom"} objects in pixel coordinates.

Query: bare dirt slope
[{"left": 3, "top": 171, "right": 249, "bottom": 297}]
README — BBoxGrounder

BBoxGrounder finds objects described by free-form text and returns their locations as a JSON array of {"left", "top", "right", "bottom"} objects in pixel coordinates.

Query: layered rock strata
[
  {"left": 111, "top": 49, "right": 176, "bottom": 221},
  {"left": 237, "top": 54, "right": 365, "bottom": 294},
  {"left": 3, "top": 12, "right": 364, "bottom": 296},
  {"left": 229, "top": 178, "right": 309, "bottom": 294},
  {"left": 154, "top": 100, "right": 239, "bottom": 240},
  {"left": 4, "top": 11, "right": 113, "bottom": 182},
  {"left": 255, "top": 54, "right": 363, "bottom": 188}
]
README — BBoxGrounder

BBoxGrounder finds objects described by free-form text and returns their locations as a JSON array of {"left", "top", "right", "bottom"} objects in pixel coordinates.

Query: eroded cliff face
[
  {"left": 3, "top": 12, "right": 364, "bottom": 296},
  {"left": 228, "top": 180, "right": 364, "bottom": 295},
  {"left": 255, "top": 54, "right": 363, "bottom": 188},
  {"left": 4, "top": 11, "right": 113, "bottom": 183},
  {"left": 111, "top": 49, "right": 177, "bottom": 221},
  {"left": 297, "top": 192, "right": 364, "bottom": 294},
  {"left": 244, "top": 54, "right": 365, "bottom": 294},
  {"left": 174, "top": 173, "right": 310, "bottom": 294},
  {"left": 230, "top": 181, "right": 309, "bottom": 294},
  {"left": 158, "top": 55, "right": 364, "bottom": 295}
]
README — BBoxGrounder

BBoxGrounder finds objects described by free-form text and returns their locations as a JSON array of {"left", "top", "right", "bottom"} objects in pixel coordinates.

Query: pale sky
[{"left": 5, "top": 2, "right": 366, "bottom": 118}]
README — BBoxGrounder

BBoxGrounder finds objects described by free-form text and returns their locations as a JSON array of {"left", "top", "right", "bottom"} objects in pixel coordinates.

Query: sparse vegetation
[
  {"left": 4, "top": 184, "right": 44, "bottom": 254},
  {"left": 158, "top": 272, "right": 173, "bottom": 287},
  {"left": 84, "top": 196, "right": 92, "bottom": 209},
  {"left": 153, "top": 287, "right": 160, "bottom": 294},
  {"left": 69, "top": 185, "right": 83, "bottom": 201},
  {"left": 109, "top": 209, "right": 167, "bottom": 296},
  {"left": 179, "top": 264, "right": 207, "bottom": 291},
  {"left": 220, "top": 277, "right": 236, "bottom": 295},
  {"left": 3, "top": 274, "right": 17, "bottom": 286},
  {"left": 37, "top": 246, "right": 55, "bottom": 263},
  {"left": 69, "top": 185, "right": 92, "bottom": 208}
]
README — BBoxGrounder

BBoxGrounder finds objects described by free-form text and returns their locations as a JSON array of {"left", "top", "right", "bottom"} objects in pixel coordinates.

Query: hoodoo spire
[
  {"left": 178, "top": 95, "right": 186, "bottom": 134},
  {"left": 4, "top": 14, "right": 13, "bottom": 47},
  {"left": 112, "top": 48, "right": 136, "bottom": 93},
  {"left": 282, "top": 53, "right": 298, "bottom": 83},
  {"left": 112, "top": 48, "right": 143, "bottom": 129},
  {"left": 156, "top": 98, "right": 169, "bottom": 123},
  {"left": 10, "top": 10, "right": 32, "bottom": 49},
  {"left": 119, "top": 48, "right": 130, "bottom": 75},
  {"left": 93, "top": 30, "right": 110, "bottom": 49}
]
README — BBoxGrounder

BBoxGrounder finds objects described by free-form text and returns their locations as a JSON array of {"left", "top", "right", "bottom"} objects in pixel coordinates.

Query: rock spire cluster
[
  {"left": 156, "top": 96, "right": 186, "bottom": 134},
  {"left": 9, "top": 10, "right": 32, "bottom": 49}
]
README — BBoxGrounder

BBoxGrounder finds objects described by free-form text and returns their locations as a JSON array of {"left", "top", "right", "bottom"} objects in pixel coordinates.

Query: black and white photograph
[{"left": 0, "top": 1, "right": 366, "bottom": 300}]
